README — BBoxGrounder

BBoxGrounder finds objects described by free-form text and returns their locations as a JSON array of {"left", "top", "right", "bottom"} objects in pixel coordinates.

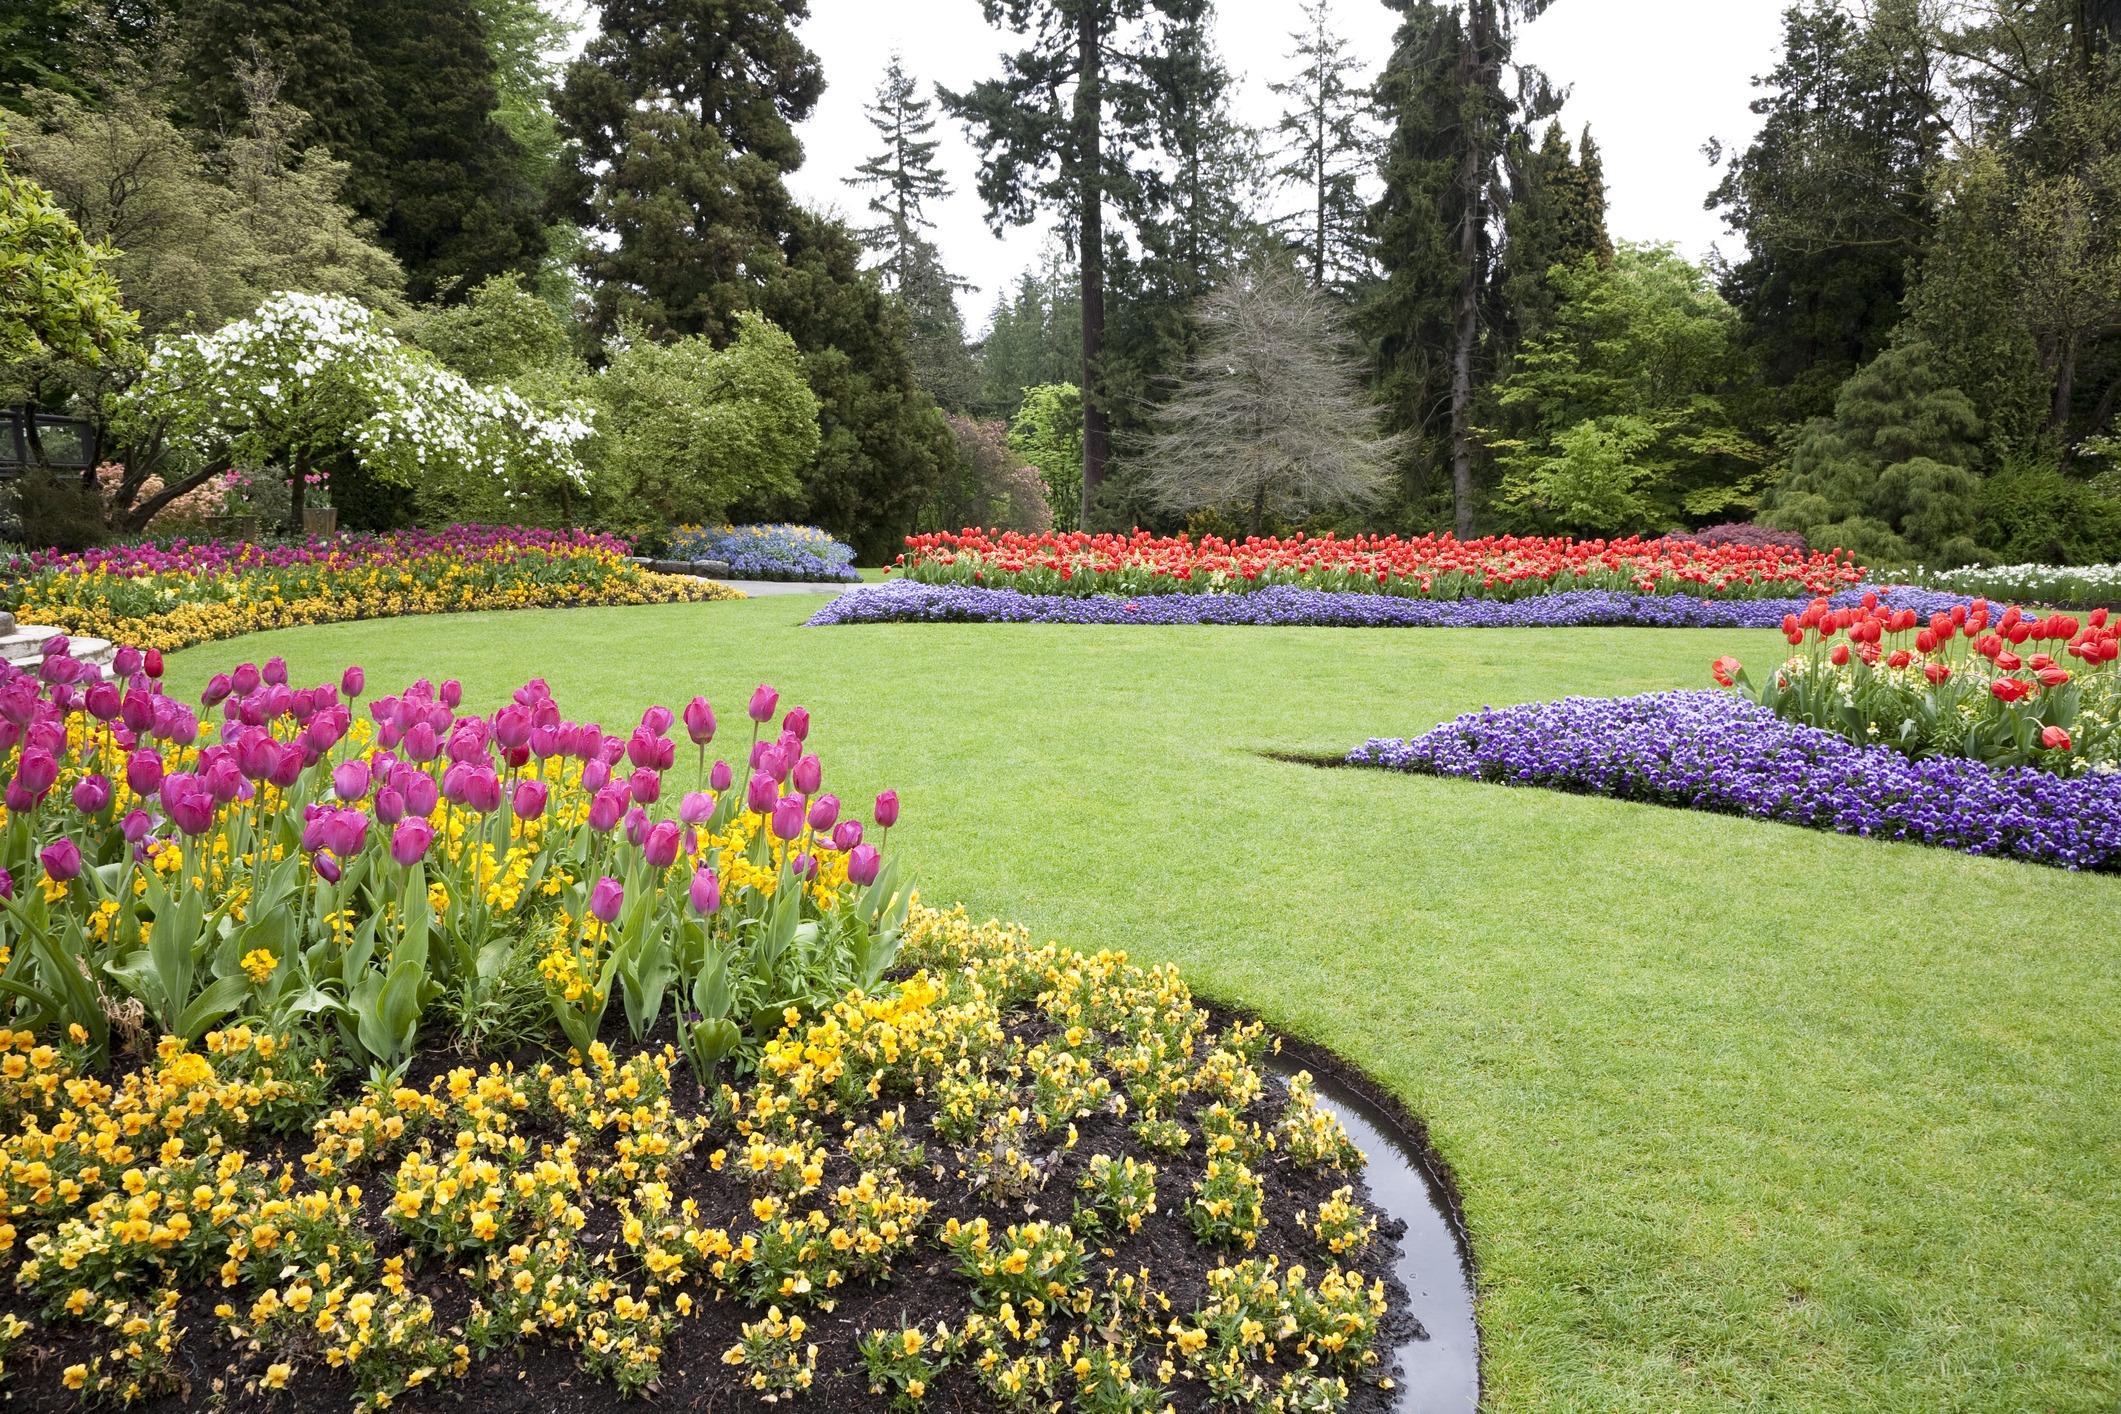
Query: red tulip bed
[
  {"left": 1350, "top": 593, "right": 2121, "bottom": 872},
  {"left": 0, "top": 640, "right": 1410, "bottom": 1414}
]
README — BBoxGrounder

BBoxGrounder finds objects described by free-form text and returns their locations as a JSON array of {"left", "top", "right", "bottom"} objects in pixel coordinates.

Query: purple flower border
[
  {"left": 808, "top": 580, "right": 1979, "bottom": 629},
  {"left": 1346, "top": 689, "right": 2121, "bottom": 873}
]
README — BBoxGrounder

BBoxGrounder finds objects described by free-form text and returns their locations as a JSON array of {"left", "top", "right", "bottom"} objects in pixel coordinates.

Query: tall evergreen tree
[
  {"left": 1707, "top": 0, "right": 1943, "bottom": 423},
  {"left": 974, "top": 257, "right": 1083, "bottom": 419},
  {"left": 941, "top": 0, "right": 1189, "bottom": 527},
  {"left": 846, "top": 56, "right": 978, "bottom": 410},
  {"left": 1364, "top": 0, "right": 1557, "bottom": 536},
  {"left": 1269, "top": 0, "right": 1377, "bottom": 291},
  {"left": 178, "top": 0, "right": 545, "bottom": 303},
  {"left": 1501, "top": 121, "right": 1610, "bottom": 342},
  {"left": 554, "top": 0, "right": 951, "bottom": 556}
]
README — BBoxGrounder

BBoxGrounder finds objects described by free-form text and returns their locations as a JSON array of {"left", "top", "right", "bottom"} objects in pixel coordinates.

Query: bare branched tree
[{"left": 1142, "top": 260, "right": 1399, "bottom": 535}]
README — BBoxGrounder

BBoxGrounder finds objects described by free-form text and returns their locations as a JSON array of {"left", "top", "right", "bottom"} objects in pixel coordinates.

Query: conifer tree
[{"left": 1269, "top": 0, "right": 1377, "bottom": 291}]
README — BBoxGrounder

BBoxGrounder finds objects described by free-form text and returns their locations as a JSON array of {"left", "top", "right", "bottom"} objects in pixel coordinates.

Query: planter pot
[
  {"left": 303, "top": 506, "right": 339, "bottom": 537},
  {"left": 207, "top": 514, "right": 260, "bottom": 543}
]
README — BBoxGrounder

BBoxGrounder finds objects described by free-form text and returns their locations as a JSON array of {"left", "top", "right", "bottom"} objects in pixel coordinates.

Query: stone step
[
  {"left": 0, "top": 613, "right": 117, "bottom": 670},
  {"left": 629, "top": 556, "right": 734, "bottom": 579}
]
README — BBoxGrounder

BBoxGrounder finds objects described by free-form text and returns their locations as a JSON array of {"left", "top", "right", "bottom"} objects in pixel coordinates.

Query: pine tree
[
  {"left": 1269, "top": 0, "right": 1377, "bottom": 291},
  {"left": 940, "top": 0, "right": 1190, "bottom": 527},
  {"left": 1552, "top": 126, "right": 1611, "bottom": 268},
  {"left": 975, "top": 258, "right": 1083, "bottom": 419}
]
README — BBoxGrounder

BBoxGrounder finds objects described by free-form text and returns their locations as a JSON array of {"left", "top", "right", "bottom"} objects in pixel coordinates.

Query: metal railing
[{"left": 0, "top": 409, "right": 99, "bottom": 474}]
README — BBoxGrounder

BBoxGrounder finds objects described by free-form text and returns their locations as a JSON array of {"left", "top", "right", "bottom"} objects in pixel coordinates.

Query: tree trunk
[
  {"left": 120, "top": 456, "right": 233, "bottom": 533},
  {"left": 1076, "top": 3, "right": 1110, "bottom": 531},
  {"left": 289, "top": 449, "right": 309, "bottom": 535},
  {"left": 1448, "top": 6, "right": 1484, "bottom": 541}
]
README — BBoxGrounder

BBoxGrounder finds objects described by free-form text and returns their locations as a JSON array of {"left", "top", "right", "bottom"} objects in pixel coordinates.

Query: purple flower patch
[
  {"left": 809, "top": 581, "right": 1978, "bottom": 630},
  {"left": 1347, "top": 690, "right": 2121, "bottom": 873}
]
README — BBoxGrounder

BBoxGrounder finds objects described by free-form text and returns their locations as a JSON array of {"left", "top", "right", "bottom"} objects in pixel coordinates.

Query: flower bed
[
  {"left": 1905, "top": 561, "right": 2121, "bottom": 609},
  {"left": 810, "top": 579, "right": 1975, "bottom": 630},
  {"left": 668, "top": 525, "right": 859, "bottom": 582},
  {"left": 0, "top": 643, "right": 1409, "bottom": 1412},
  {"left": 0, "top": 527, "right": 739, "bottom": 652},
  {"left": 894, "top": 529, "right": 1862, "bottom": 600},
  {"left": 1348, "top": 690, "right": 2121, "bottom": 872}
]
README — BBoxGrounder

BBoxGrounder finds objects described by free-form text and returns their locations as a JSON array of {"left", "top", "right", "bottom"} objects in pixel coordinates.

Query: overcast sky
[{"left": 661, "top": 1, "right": 1794, "bottom": 330}]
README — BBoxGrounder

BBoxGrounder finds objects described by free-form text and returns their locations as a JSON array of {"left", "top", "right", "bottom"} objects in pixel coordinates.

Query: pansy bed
[
  {"left": 1348, "top": 597, "right": 2121, "bottom": 872},
  {"left": 0, "top": 645, "right": 1412, "bottom": 1413},
  {"left": 0, "top": 527, "right": 741, "bottom": 655}
]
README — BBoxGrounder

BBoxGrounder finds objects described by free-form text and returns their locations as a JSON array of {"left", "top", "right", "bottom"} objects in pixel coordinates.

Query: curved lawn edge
[
  {"left": 807, "top": 580, "right": 1981, "bottom": 629},
  {"left": 1347, "top": 689, "right": 2121, "bottom": 872}
]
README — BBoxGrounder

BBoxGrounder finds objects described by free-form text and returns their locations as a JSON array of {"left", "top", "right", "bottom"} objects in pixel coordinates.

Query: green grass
[{"left": 166, "top": 599, "right": 2121, "bottom": 1412}]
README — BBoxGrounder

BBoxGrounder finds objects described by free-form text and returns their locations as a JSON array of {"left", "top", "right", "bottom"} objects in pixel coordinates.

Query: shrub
[{"left": 665, "top": 523, "right": 859, "bottom": 580}]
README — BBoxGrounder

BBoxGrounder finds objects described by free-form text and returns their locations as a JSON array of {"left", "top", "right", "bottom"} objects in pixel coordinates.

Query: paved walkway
[{"left": 720, "top": 580, "right": 858, "bottom": 597}]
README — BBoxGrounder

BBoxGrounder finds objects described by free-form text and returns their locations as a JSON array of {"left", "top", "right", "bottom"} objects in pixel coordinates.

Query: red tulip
[
  {"left": 2041, "top": 725, "right": 2073, "bottom": 751},
  {"left": 1830, "top": 644, "right": 1850, "bottom": 666}
]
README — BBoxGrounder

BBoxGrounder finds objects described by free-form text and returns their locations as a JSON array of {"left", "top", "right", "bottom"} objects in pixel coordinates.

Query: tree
[
  {"left": 975, "top": 258, "right": 1083, "bottom": 418},
  {"left": 1269, "top": 0, "right": 1377, "bottom": 290},
  {"left": 1707, "top": 0, "right": 1944, "bottom": 424},
  {"left": 1491, "top": 244, "right": 1765, "bottom": 534},
  {"left": 0, "top": 128, "right": 136, "bottom": 382},
  {"left": 591, "top": 313, "right": 819, "bottom": 528},
  {"left": 110, "top": 291, "right": 588, "bottom": 533},
  {"left": 1760, "top": 341, "right": 1986, "bottom": 564},
  {"left": 1500, "top": 121, "right": 1611, "bottom": 343},
  {"left": 926, "top": 415, "right": 1055, "bottom": 532},
  {"left": 1008, "top": 382, "right": 1085, "bottom": 530},
  {"left": 1364, "top": 0, "right": 1559, "bottom": 538},
  {"left": 846, "top": 57, "right": 978, "bottom": 410},
  {"left": 941, "top": 0, "right": 1190, "bottom": 527},
  {"left": 1140, "top": 260, "right": 1394, "bottom": 535},
  {"left": 404, "top": 273, "right": 572, "bottom": 384}
]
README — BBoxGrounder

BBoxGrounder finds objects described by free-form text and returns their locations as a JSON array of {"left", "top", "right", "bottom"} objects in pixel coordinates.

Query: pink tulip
[
  {"left": 689, "top": 866, "right": 720, "bottom": 915},
  {"left": 710, "top": 759, "right": 733, "bottom": 792},
  {"left": 644, "top": 820, "right": 682, "bottom": 869},
  {"left": 513, "top": 779, "right": 549, "bottom": 819},
  {"left": 403, "top": 773, "right": 439, "bottom": 817},
  {"left": 783, "top": 707, "right": 810, "bottom": 741},
  {"left": 440, "top": 679, "right": 463, "bottom": 709},
  {"left": 39, "top": 839, "right": 82, "bottom": 882},
  {"left": 807, "top": 794, "right": 839, "bottom": 832},
  {"left": 641, "top": 705, "right": 674, "bottom": 737},
  {"left": 127, "top": 749, "right": 165, "bottom": 797},
  {"left": 746, "top": 771, "right": 778, "bottom": 815},
  {"left": 390, "top": 818, "right": 434, "bottom": 867},
  {"left": 683, "top": 697, "right": 716, "bottom": 745},
  {"left": 832, "top": 820, "right": 863, "bottom": 851},
  {"left": 72, "top": 774, "right": 111, "bottom": 814},
  {"left": 341, "top": 666, "right": 365, "bottom": 699},
  {"left": 770, "top": 795, "right": 805, "bottom": 841},
  {"left": 847, "top": 843, "right": 882, "bottom": 886},
  {"left": 588, "top": 783, "right": 629, "bottom": 833},
  {"left": 113, "top": 646, "right": 143, "bottom": 677},
  {"left": 161, "top": 774, "right": 216, "bottom": 835},
  {"left": 791, "top": 754, "right": 821, "bottom": 796},
  {"left": 629, "top": 766, "right": 662, "bottom": 805},
  {"left": 121, "top": 809, "right": 153, "bottom": 843},
  {"left": 874, "top": 789, "right": 900, "bottom": 829},
  {"left": 374, "top": 786, "right": 406, "bottom": 825},
  {"left": 588, "top": 876, "right": 624, "bottom": 925},
  {"left": 231, "top": 663, "right": 260, "bottom": 696},
  {"left": 315, "top": 851, "right": 343, "bottom": 884},
  {"left": 747, "top": 684, "right": 779, "bottom": 723},
  {"left": 680, "top": 791, "right": 714, "bottom": 826},
  {"left": 580, "top": 758, "right": 611, "bottom": 794}
]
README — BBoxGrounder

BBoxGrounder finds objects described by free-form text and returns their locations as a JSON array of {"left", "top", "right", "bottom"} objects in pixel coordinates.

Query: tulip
[
  {"left": 1829, "top": 644, "right": 1850, "bottom": 667},
  {"left": 746, "top": 771, "right": 778, "bottom": 815},
  {"left": 0, "top": 868, "right": 10, "bottom": 900},
  {"left": 589, "top": 876, "right": 624, "bottom": 925},
  {"left": 1710, "top": 656, "right": 1741, "bottom": 688},
  {"left": 683, "top": 697, "right": 716, "bottom": 745},
  {"left": 143, "top": 648, "right": 163, "bottom": 679},
  {"left": 680, "top": 791, "right": 714, "bottom": 826},
  {"left": 72, "top": 774, "right": 112, "bottom": 814},
  {"left": 374, "top": 786, "right": 406, "bottom": 825},
  {"left": 1990, "top": 678, "right": 2032, "bottom": 703},
  {"left": 874, "top": 789, "right": 900, "bottom": 830},
  {"left": 121, "top": 809, "right": 153, "bottom": 844},
  {"left": 621, "top": 806, "right": 647, "bottom": 846},
  {"left": 324, "top": 811, "right": 369, "bottom": 858},
  {"left": 529, "top": 724, "right": 561, "bottom": 758},
  {"left": 2036, "top": 666, "right": 2070, "bottom": 689},
  {"left": 792, "top": 852, "right": 818, "bottom": 881},
  {"left": 266, "top": 744, "right": 304, "bottom": 790},
  {"left": 404, "top": 773, "right": 439, "bottom": 817},
  {"left": 493, "top": 705, "right": 532, "bottom": 750},
  {"left": 588, "top": 784, "right": 629, "bottom": 833},
  {"left": 689, "top": 866, "right": 721, "bottom": 915},
  {"left": 202, "top": 674, "right": 234, "bottom": 708},
  {"left": 85, "top": 682, "right": 121, "bottom": 722},
  {"left": 832, "top": 820, "right": 863, "bottom": 851},
  {"left": 512, "top": 779, "right": 550, "bottom": 820},
  {"left": 403, "top": 722, "right": 440, "bottom": 762},
  {"left": 463, "top": 769, "right": 503, "bottom": 814},
  {"left": 1924, "top": 662, "right": 1952, "bottom": 685},
  {"left": 15, "top": 748, "right": 59, "bottom": 799},
  {"left": 228, "top": 663, "right": 259, "bottom": 697},
  {"left": 791, "top": 753, "right": 822, "bottom": 796},
  {"left": 127, "top": 749, "right": 165, "bottom": 797},
  {"left": 263, "top": 656, "right": 289, "bottom": 687},
  {"left": 580, "top": 758, "right": 612, "bottom": 794},
  {"left": 783, "top": 707, "right": 810, "bottom": 742},
  {"left": 644, "top": 820, "right": 682, "bottom": 869},
  {"left": 770, "top": 795, "right": 805, "bottom": 841},
  {"left": 847, "top": 843, "right": 881, "bottom": 886},
  {"left": 391, "top": 818, "right": 435, "bottom": 867},
  {"left": 335, "top": 664, "right": 364, "bottom": 700},
  {"left": 807, "top": 794, "right": 839, "bottom": 832},
  {"left": 710, "top": 759, "right": 733, "bottom": 792},
  {"left": 113, "top": 645, "right": 143, "bottom": 677},
  {"left": 641, "top": 705, "right": 674, "bottom": 737},
  {"left": 747, "top": 684, "right": 779, "bottom": 723},
  {"left": 2042, "top": 725, "right": 2073, "bottom": 751},
  {"left": 441, "top": 679, "right": 463, "bottom": 709},
  {"left": 315, "top": 851, "right": 343, "bottom": 884},
  {"left": 39, "top": 839, "right": 82, "bottom": 883},
  {"left": 161, "top": 774, "right": 217, "bottom": 835}
]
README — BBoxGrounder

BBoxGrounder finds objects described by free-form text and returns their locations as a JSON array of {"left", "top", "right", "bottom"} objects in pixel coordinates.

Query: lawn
[{"left": 166, "top": 597, "right": 2121, "bottom": 1413}]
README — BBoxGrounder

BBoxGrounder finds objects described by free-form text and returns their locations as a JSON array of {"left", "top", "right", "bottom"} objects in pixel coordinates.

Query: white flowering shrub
[{"left": 118, "top": 292, "right": 592, "bottom": 513}]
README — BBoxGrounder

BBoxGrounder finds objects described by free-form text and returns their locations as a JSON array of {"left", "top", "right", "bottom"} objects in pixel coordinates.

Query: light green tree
[
  {"left": 1007, "top": 383, "right": 1084, "bottom": 533},
  {"left": 589, "top": 313, "right": 821, "bottom": 528},
  {"left": 0, "top": 125, "right": 135, "bottom": 378}
]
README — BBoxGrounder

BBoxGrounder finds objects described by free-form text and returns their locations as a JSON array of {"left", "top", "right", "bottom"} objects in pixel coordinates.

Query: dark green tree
[
  {"left": 974, "top": 258, "right": 1083, "bottom": 419},
  {"left": 1269, "top": 0, "right": 1377, "bottom": 291},
  {"left": 1363, "top": 0, "right": 1557, "bottom": 536},
  {"left": 1707, "top": 0, "right": 1943, "bottom": 424},
  {"left": 1501, "top": 121, "right": 1611, "bottom": 342},
  {"left": 941, "top": 0, "right": 1188, "bottom": 527}
]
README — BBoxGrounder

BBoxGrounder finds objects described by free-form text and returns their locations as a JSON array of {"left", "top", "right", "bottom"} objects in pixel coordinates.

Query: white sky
[{"left": 774, "top": 0, "right": 1793, "bottom": 330}]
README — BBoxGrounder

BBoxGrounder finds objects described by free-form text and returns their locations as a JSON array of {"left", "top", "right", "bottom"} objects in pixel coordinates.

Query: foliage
[
  {"left": 974, "top": 257, "right": 1082, "bottom": 421},
  {"left": 926, "top": 416, "right": 1054, "bottom": 536},
  {"left": 1269, "top": 0, "right": 1380, "bottom": 291},
  {"left": 403, "top": 273, "right": 573, "bottom": 384},
  {"left": 1975, "top": 458, "right": 2121, "bottom": 567},
  {"left": 1007, "top": 384, "right": 1085, "bottom": 534},
  {"left": 0, "top": 526, "right": 733, "bottom": 652},
  {"left": 1490, "top": 244, "right": 1765, "bottom": 535},
  {"left": 1761, "top": 341, "right": 1987, "bottom": 565},
  {"left": 0, "top": 126, "right": 136, "bottom": 376},
  {"left": 665, "top": 524, "right": 859, "bottom": 581},
  {"left": 590, "top": 314, "right": 820, "bottom": 529},
  {"left": 1141, "top": 260, "right": 1395, "bottom": 535}
]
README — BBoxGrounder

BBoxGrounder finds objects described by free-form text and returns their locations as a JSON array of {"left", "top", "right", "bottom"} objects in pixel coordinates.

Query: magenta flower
[
  {"left": 874, "top": 789, "right": 900, "bottom": 829},
  {"left": 689, "top": 866, "right": 721, "bottom": 915},
  {"left": 641, "top": 705, "right": 674, "bottom": 737},
  {"left": 374, "top": 786, "right": 406, "bottom": 825},
  {"left": 333, "top": 760, "right": 371, "bottom": 802},
  {"left": 807, "top": 795, "right": 839, "bottom": 832},
  {"left": 120, "top": 690, "right": 155, "bottom": 733},
  {"left": 263, "top": 656, "right": 288, "bottom": 686},
  {"left": 121, "top": 809, "right": 152, "bottom": 843},
  {"left": 403, "top": 773, "right": 440, "bottom": 817},
  {"left": 341, "top": 665, "right": 365, "bottom": 699},
  {"left": 791, "top": 753, "right": 822, "bottom": 796},
  {"left": 747, "top": 684, "right": 779, "bottom": 723},
  {"left": 390, "top": 818, "right": 435, "bottom": 867},
  {"left": 643, "top": 820, "right": 682, "bottom": 869},
  {"left": 72, "top": 774, "right": 112, "bottom": 814},
  {"left": 746, "top": 771, "right": 778, "bottom": 815},
  {"left": 14, "top": 748, "right": 59, "bottom": 799},
  {"left": 315, "top": 851, "right": 343, "bottom": 884},
  {"left": 588, "top": 783, "right": 629, "bottom": 833},
  {"left": 831, "top": 820, "right": 863, "bottom": 851},
  {"left": 792, "top": 852, "right": 818, "bottom": 881},
  {"left": 684, "top": 696, "right": 716, "bottom": 745},
  {"left": 770, "top": 795, "right": 805, "bottom": 841},
  {"left": 161, "top": 774, "right": 216, "bottom": 836},
  {"left": 85, "top": 682, "right": 120, "bottom": 722},
  {"left": 441, "top": 680, "right": 463, "bottom": 709},
  {"left": 847, "top": 843, "right": 882, "bottom": 886},
  {"left": 39, "top": 839, "right": 83, "bottom": 883},
  {"left": 628, "top": 766, "right": 663, "bottom": 805},
  {"left": 126, "top": 749, "right": 165, "bottom": 797},
  {"left": 710, "top": 759, "right": 733, "bottom": 792},
  {"left": 580, "top": 758, "right": 612, "bottom": 794},
  {"left": 463, "top": 769, "right": 503, "bottom": 814},
  {"left": 402, "top": 722, "right": 440, "bottom": 763},
  {"left": 513, "top": 779, "right": 549, "bottom": 819},
  {"left": 231, "top": 663, "right": 260, "bottom": 696},
  {"left": 680, "top": 791, "right": 714, "bottom": 826},
  {"left": 493, "top": 705, "right": 532, "bottom": 750},
  {"left": 113, "top": 646, "right": 143, "bottom": 677},
  {"left": 783, "top": 707, "right": 810, "bottom": 741},
  {"left": 589, "top": 876, "right": 624, "bottom": 925},
  {"left": 0, "top": 867, "right": 11, "bottom": 900}
]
